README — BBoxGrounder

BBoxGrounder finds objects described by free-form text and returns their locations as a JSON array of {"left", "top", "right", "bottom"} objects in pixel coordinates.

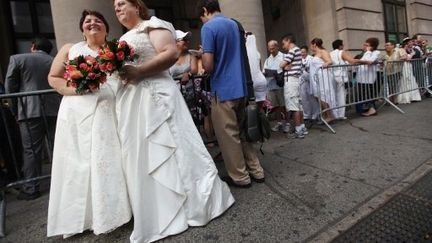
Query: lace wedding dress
[
  {"left": 116, "top": 17, "right": 235, "bottom": 243},
  {"left": 47, "top": 41, "right": 131, "bottom": 237}
]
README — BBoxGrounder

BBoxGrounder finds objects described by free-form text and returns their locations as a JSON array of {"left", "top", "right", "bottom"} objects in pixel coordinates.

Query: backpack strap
[{"left": 231, "top": 18, "right": 255, "bottom": 101}]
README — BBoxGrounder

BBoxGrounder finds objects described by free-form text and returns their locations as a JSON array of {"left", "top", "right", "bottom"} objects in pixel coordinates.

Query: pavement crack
[
  {"left": 348, "top": 121, "right": 369, "bottom": 133},
  {"left": 262, "top": 167, "right": 318, "bottom": 212},
  {"left": 380, "top": 132, "right": 432, "bottom": 142}
]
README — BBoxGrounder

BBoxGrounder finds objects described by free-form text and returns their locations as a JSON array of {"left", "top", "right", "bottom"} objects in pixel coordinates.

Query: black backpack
[{"left": 231, "top": 19, "right": 271, "bottom": 148}]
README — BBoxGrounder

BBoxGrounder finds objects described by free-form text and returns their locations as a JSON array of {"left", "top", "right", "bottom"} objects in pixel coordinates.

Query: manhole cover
[
  {"left": 404, "top": 171, "right": 432, "bottom": 201},
  {"left": 332, "top": 194, "right": 432, "bottom": 242}
]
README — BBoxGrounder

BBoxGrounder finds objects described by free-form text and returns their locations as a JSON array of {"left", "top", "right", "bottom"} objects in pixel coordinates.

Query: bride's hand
[{"left": 119, "top": 65, "right": 140, "bottom": 85}]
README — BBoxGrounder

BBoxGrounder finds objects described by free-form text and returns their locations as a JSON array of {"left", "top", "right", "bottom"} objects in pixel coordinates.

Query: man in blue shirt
[{"left": 198, "top": 0, "right": 264, "bottom": 188}]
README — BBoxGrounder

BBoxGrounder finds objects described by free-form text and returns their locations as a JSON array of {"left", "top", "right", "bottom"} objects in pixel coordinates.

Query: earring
[{"left": 83, "top": 35, "right": 87, "bottom": 41}]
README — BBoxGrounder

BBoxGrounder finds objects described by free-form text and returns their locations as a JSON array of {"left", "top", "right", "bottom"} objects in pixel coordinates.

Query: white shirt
[
  {"left": 357, "top": 50, "right": 381, "bottom": 84},
  {"left": 263, "top": 51, "right": 284, "bottom": 90}
]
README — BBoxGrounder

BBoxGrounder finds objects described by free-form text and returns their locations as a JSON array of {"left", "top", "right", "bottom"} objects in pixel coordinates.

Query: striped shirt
[{"left": 284, "top": 46, "right": 302, "bottom": 77}]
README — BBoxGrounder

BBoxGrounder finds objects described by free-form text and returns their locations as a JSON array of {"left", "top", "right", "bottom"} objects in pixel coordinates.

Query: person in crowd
[
  {"left": 309, "top": 38, "right": 335, "bottom": 124},
  {"left": 246, "top": 33, "right": 267, "bottom": 109},
  {"left": 389, "top": 41, "right": 422, "bottom": 104},
  {"left": 422, "top": 39, "right": 432, "bottom": 56},
  {"left": 383, "top": 40, "right": 406, "bottom": 103},
  {"left": 170, "top": 30, "right": 198, "bottom": 82},
  {"left": 191, "top": 45, "right": 216, "bottom": 146},
  {"left": 354, "top": 43, "right": 368, "bottom": 60},
  {"left": 299, "top": 45, "right": 320, "bottom": 123},
  {"left": 5, "top": 37, "right": 61, "bottom": 200},
  {"left": 330, "top": 39, "right": 358, "bottom": 119},
  {"left": 46, "top": 10, "right": 131, "bottom": 237},
  {"left": 412, "top": 34, "right": 424, "bottom": 57},
  {"left": 403, "top": 37, "right": 424, "bottom": 91},
  {"left": 112, "top": 0, "right": 234, "bottom": 242},
  {"left": 263, "top": 40, "right": 289, "bottom": 132},
  {"left": 356, "top": 37, "right": 381, "bottom": 117},
  {"left": 171, "top": 33, "right": 214, "bottom": 146},
  {"left": 280, "top": 34, "right": 308, "bottom": 138},
  {"left": 199, "top": 0, "right": 264, "bottom": 187}
]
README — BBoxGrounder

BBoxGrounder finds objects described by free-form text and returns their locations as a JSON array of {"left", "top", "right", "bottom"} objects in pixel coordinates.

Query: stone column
[
  {"left": 50, "top": 0, "right": 124, "bottom": 48},
  {"left": 219, "top": 0, "right": 267, "bottom": 60}
]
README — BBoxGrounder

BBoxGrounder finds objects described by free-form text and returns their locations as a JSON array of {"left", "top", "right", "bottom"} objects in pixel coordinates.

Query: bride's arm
[
  {"left": 48, "top": 44, "right": 79, "bottom": 96},
  {"left": 120, "top": 28, "right": 178, "bottom": 82}
]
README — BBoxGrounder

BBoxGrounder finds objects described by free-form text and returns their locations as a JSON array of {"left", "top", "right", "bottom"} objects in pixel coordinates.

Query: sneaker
[
  {"left": 294, "top": 130, "right": 305, "bottom": 139},
  {"left": 271, "top": 123, "right": 283, "bottom": 132},
  {"left": 302, "top": 127, "right": 309, "bottom": 135},
  {"left": 282, "top": 123, "right": 291, "bottom": 133}
]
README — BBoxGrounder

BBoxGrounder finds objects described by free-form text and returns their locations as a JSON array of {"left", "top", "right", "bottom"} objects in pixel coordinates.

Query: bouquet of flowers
[
  {"left": 64, "top": 55, "right": 107, "bottom": 94},
  {"left": 97, "top": 39, "right": 137, "bottom": 74}
]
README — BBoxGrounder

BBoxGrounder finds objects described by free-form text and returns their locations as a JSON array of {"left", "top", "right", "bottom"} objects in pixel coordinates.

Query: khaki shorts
[
  {"left": 284, "top": 76, "right": 303, "bottom": 112},
  {"left": 267, "top": 89, "right": 285, "bottom": 107}
]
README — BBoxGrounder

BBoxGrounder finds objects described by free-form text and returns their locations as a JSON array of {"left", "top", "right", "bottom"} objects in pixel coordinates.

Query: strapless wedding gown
[
  {"left": 116, "top": 17, "right": 235, "bottom": 243},
  {"left": 47, "top": 41, "right": 131, "bottom": 237}
]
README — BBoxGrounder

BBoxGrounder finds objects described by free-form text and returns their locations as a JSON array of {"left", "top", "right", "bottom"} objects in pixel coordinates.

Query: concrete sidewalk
[{"left": 2, "top": 99, "right": 432, "bottom": 243}]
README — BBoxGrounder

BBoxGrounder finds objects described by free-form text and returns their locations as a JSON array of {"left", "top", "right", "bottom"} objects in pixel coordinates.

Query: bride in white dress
[
  {"left": 47, "top": 10, "right": 131, "bottom": 237},
  {"left": 113, "top": 1, "right": 235, "bottom": 242}
]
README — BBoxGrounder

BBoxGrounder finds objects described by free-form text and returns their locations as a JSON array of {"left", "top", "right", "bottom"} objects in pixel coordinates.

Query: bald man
[{"left": 263, "top": 40, "right": 289, "bottom": 133}]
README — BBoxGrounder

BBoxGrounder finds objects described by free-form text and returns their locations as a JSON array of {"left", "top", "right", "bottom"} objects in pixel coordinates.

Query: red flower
[
  {"left": 116, "top": 51, "right": 125, "bottom": 61},
  {"left": 88, "top": 83, "right": 98, "bottom": 92},
  {"left": 99, "top": 63, "right": 107, "bottom": 72},
  {"left": 87, "top": 72, "right": 96, "bottom": 80},
  {"left": 106, "top": 62, "right": 114, "bottom": 71},
  {"left": 85, "top": 56, "right": 97, "bottom": 65},
  {"left": 100, "top": 74, "right": 107, "bottom": 83},
  {"left": 118, "top": 40, "right": 127, "bottom": 49},
  {"left": 79, "top": 63, "right": 90, "bottom": 71}
]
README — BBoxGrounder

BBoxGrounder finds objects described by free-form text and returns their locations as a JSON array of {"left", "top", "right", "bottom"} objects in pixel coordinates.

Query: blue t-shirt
[{"left": 201, "top": 14, "right": 247, "bottom": 102}]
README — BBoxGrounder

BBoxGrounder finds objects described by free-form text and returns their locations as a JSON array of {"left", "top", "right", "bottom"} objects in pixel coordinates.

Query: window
[
  {"left": 382, "top": 0, "right": 408, "bottom": 43},
  {"left": 8, "top": 0, "right": 55, "bottom": 54}
]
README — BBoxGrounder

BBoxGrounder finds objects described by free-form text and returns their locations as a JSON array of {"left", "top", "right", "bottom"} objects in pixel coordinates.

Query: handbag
[{"left": 275, "top": 71, "right": 285, "bottom": 87}]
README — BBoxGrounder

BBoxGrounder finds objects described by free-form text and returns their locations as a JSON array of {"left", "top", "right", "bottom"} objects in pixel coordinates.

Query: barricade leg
[
  {"left": 320, "top": 115, "right": 336, "bottom": 134},
  {"left": 0, "top": 190, "right": 5, "bottom": 238},
  {"left": 382, "top": 68, "right": 404, "bottom": 114}
]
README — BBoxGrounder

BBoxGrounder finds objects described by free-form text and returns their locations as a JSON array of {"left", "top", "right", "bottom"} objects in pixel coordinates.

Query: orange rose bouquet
[
  {"left": 97, "top": 39, "right": 137, "bottom": 74},
  {"left": 64, "top": 55, "right": 107, "bottom": 94}
]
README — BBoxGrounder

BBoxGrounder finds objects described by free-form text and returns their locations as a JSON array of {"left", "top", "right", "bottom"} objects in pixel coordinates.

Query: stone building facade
[{"left": 0, "top": 0, "right": 431, "bottom": 80}]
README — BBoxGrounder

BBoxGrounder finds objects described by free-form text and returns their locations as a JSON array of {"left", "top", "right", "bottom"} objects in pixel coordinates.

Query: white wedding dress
[
  {"left": 47, "top": 42, "right": 131, "bottom": 237},
  {"left": 116, "top": 17, "right": 235, "bottom": 243},
  {"left": 309, "top": 56, "right": 337, "bottom": 115},
  {"left": 246, "top": 34, "right": 267, "bottom": 102},
  {"left": 397, "top": 62, "right": 422, "bottom": 104}
]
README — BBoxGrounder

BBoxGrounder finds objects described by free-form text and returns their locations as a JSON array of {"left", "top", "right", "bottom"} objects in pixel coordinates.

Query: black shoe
[
  {"left": 251, "top": 176, "right": 265, "bottom": 183},
  {"left": 17, "top": 191, "right": 41, "bottom": 201},
  {"left": 221, "top": 176, "right": 251, "bottom": 188}
]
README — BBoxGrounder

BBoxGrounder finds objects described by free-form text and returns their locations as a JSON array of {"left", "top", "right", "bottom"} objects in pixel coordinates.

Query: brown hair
[
  {"left": 366, "top": 37, "right": 379, "bottom": 51},
  {"left": 113, "top": 0, "right": 150, "bottom": 20},
  {"left": 79, "top": 10, "right": 110, "bottom": 33},
  {"left": 311, "top": 38, "right": 324, "bottom": 49}
]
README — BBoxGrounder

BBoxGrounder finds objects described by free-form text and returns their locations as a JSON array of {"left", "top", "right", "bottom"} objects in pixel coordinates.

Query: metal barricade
[
  {"left": 316, "top": 63, "right": 387, "bottom": 133},
  {"left": 424, "top": 57, "right": 432, "bottom": 95},
  {"left": 0, "top": 89, "right": 58, "bottom": 238},
  {"left": 315, "top": 58, "right": 432, "bottom": 133},
  {"left": 384, "top": 59, "right": 425, "bottom": 110}
]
